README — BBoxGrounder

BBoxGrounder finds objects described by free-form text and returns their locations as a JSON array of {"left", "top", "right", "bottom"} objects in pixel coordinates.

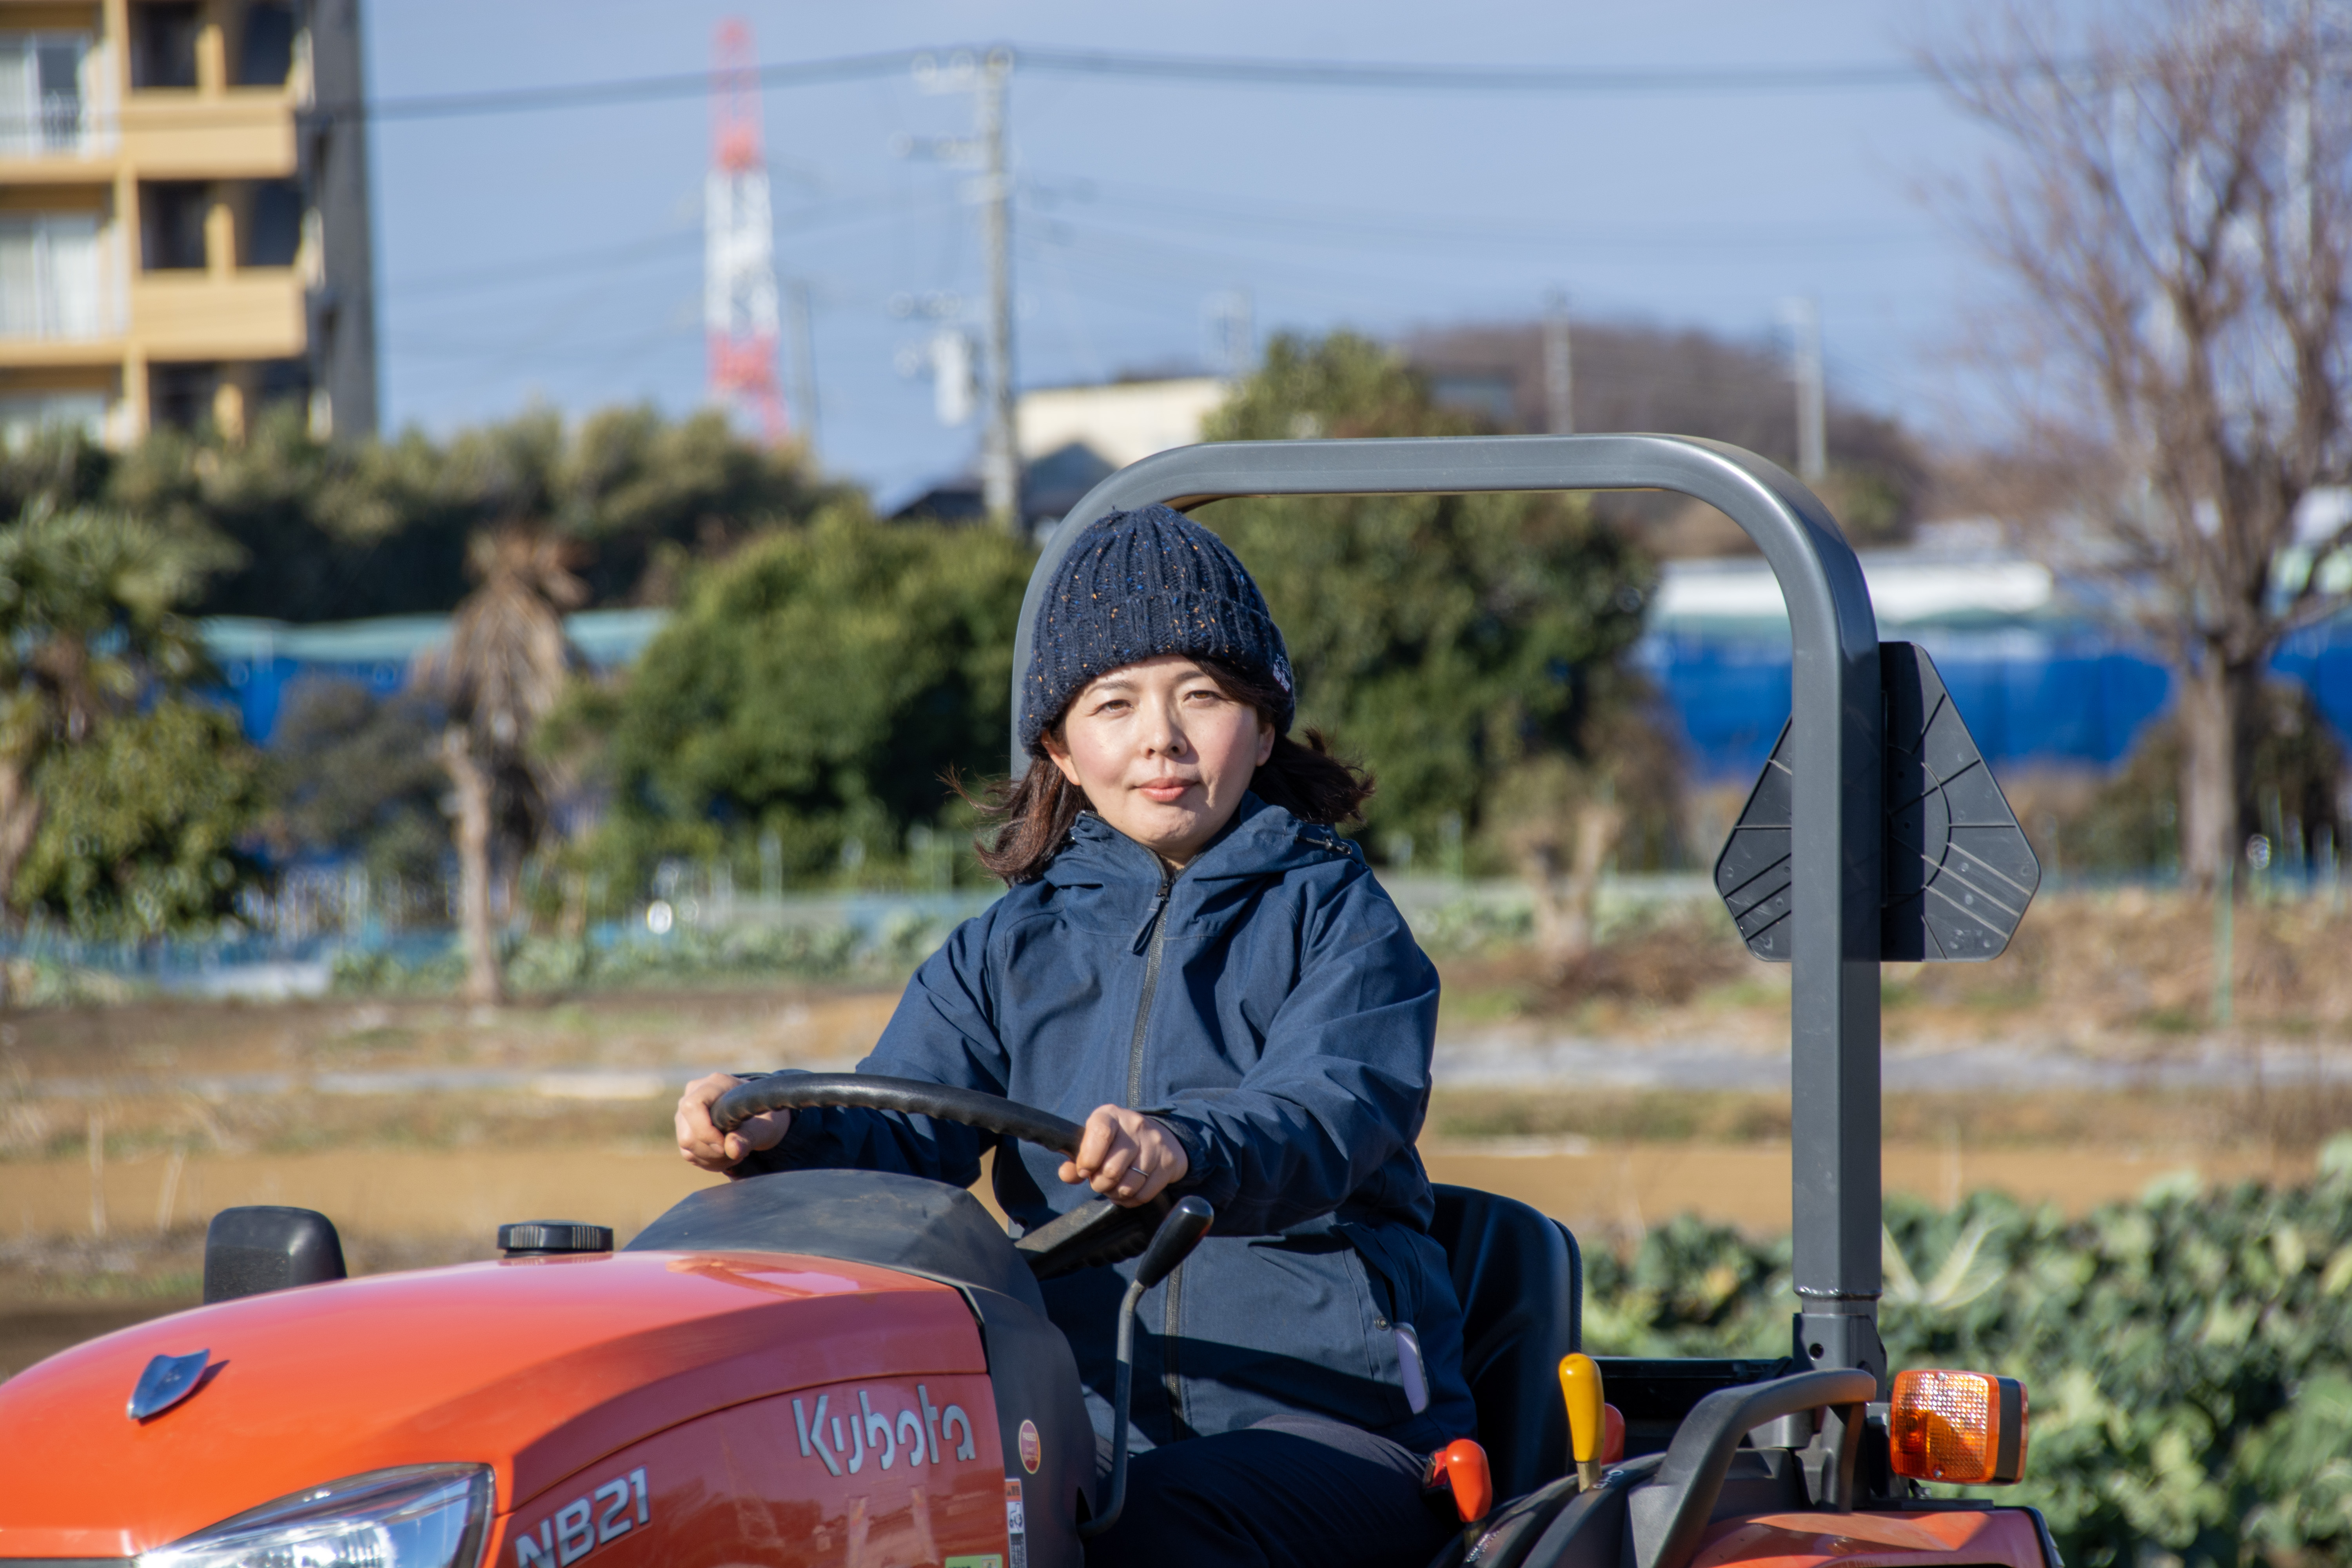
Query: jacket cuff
[
  {"left": 725, "top": 1071, "right": 825, "bottom": 1178},
  {"left": 1155, "top": 1112, "right": 1236, "bottom": 1215}
]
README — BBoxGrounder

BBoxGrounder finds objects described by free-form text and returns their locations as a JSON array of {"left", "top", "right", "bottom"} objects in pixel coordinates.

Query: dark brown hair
[{"left": 962, "top": 657, "right": 1374, "bottom": 884}]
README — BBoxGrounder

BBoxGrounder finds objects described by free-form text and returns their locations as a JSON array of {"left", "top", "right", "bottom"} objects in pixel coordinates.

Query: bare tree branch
[{"left": 1929, "top": 0, "right": 2352, "bottom": 891}]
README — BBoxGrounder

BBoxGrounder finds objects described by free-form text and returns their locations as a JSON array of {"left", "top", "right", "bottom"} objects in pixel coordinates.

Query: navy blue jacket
[{"left": 744, "top": 794, "right": 1475, "bottom": 1454}]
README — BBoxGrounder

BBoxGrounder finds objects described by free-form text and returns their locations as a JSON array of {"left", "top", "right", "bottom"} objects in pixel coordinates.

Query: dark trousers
[{"left": 1083, "top": 1414, "right": 1455, "bottom": 1568}]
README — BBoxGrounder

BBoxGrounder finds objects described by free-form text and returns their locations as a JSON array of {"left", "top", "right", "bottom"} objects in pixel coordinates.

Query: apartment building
[{"left": 0, "top": 0, "right": 374, "bottom": 446}]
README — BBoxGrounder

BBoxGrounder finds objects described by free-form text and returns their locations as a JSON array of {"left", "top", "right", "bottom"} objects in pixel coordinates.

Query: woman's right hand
[{"left": 676, "top": 1073, "right": 792, "bottom": 1173}]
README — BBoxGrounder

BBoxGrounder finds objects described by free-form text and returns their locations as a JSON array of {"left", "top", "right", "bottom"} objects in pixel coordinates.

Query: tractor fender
[{"left": 960, "top": 1284, "right": 1094, "bottom": 1568}]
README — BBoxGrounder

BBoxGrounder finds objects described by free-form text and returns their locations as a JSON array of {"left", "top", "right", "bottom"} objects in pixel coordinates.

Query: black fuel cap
[{"left": 498, "top": 1220, "right": 614, "bottom": 1256}]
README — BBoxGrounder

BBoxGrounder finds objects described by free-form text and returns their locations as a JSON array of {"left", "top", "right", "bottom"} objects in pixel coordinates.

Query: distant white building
[
  {"left": 1649, "top": 534, "right": 2059, "bottom": 638},
  {"left": 898, "top": 376, "right": 1231, "bottom": 526},
  {"left": 1016, "top": 376, "right": 1227, "bottom": 470}
]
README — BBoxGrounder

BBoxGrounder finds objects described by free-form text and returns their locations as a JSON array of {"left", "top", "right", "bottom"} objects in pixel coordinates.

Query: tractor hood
[{"left": 0, "top": 1250, "right": 984, "bottom": 1559}]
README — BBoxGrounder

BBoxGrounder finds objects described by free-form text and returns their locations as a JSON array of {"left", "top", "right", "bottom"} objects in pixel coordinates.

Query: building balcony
[
  {"left": 0, "top": 270, "right": 308, "bottom": 364},
  {"left": 0, "top": 101, "right": 111, "bottom": 176},
  {"left": 118, "top": 89, "right": 296, "bottom": 177},
  {"left": 0, "top": 90, "right": 295, "bottom": 181},
  {"left": 130, "top": 266, "right": 305, "bottom": 357}
]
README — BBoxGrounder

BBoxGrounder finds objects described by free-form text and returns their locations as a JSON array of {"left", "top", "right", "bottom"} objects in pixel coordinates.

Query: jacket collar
[{"left": 1041, "top": 793, "right": 1352, "bottom": 893}]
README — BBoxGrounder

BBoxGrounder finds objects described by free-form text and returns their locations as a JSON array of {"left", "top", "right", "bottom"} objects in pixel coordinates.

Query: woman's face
[{"left": 1043, "top": 654, "right": 1275, "bottom": 869}]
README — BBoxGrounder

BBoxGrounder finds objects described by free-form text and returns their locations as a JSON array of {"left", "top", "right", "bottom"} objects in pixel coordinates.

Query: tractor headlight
[{"left": 143, "top": 1466, "right": 493, "bottom": 1568}]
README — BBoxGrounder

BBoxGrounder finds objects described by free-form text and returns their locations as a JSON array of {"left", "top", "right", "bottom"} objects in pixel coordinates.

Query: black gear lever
[{"left": 1076, "top": 1196, "right": 1215, "bottom": 1540}]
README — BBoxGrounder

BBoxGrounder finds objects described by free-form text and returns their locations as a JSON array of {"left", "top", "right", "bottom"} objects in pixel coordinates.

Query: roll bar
[{"left": 1010, "top": 434, "right": 1889, "bottom": 1385}]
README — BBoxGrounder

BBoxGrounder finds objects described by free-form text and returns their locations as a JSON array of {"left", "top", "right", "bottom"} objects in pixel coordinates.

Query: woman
[{"left": 675, "top": 505, "right": 1472, "bottom": 1568}]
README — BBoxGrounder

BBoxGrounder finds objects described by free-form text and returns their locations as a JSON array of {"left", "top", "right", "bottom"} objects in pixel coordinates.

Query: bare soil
[
  {"left": 1436, "top": 888, "right": 2352, "bottom": 1055},
  {"left": 7, "top": 891, "right": 2350, "bottom": 1375},
  {"left": 0, "top": 984, "right": 895, "bottom": 1162}
]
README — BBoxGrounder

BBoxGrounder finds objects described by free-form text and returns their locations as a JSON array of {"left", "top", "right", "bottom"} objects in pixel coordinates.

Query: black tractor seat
[{"left": 1430, "top": 1183, "right": 1583, "bottom": 1500}]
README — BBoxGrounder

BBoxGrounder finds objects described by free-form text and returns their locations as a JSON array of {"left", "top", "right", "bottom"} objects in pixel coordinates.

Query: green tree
[
  {"left": 0, "top": 425, "right": 109, "bottom": 520},
  {"left": 101, "top": 403, "right": 849, "bottom": 622},
  {"left": 263, "top": 678, "right": 448, "bottom": 890},
  {"left": 1198, "top": 332, "right": 1665, "bottom": 897},
  {"left": 592, "top": 506, "right": 1031, "bottom": 886},
  {"left": 0, "top": 503, "right": 243, "bottom": 924},
  {"left": 11, "top": 700, "right": 265, "bottom": 937}
]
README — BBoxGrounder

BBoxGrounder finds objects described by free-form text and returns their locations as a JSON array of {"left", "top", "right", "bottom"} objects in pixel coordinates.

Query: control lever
[
  {"left": 1076, "top": 1196, "right": 1215, "bottom": 1541},
  {"left": 1424, "top": 1437, "right": 1494, "bottom": 1548},
  {"left": 1560, "top": 1354, "right": 1624, "bottom": 1490}
]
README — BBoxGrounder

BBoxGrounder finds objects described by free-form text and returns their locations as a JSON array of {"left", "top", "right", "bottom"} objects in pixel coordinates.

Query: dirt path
[{"left": 5, "top": 1137, "right": 2304, "bottom": 1254}]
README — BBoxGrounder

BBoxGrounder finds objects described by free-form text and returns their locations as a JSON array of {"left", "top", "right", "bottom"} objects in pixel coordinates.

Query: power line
[
  {"left": 385, "top": 196, "right": 960, "bottom": 303},
  {"left": 1028, "top": 179, "right": 1944, "bottom": 257},
  {"left": 1012, "top": 45, "right": 1946, "bottom": 94},
  {"left": 311, "top": 43, "right": 1970, "bottom": 129},
  {"left": 346, "top": 49, "right": 919, "bottom": 125}
]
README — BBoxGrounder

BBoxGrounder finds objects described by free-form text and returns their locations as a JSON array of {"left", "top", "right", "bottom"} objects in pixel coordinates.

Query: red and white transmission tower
[{"left": 705, "top": 19, "right": 786, "bottom": 443}]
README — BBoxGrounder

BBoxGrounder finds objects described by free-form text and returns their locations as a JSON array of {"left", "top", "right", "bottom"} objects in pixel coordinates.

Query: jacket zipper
[
  {"left": 1126, "top": 861, "right": 1185, "bottom": 1434},
  {"left": 1125, "top": 864, "right": 1174, "bottom": 1103}
]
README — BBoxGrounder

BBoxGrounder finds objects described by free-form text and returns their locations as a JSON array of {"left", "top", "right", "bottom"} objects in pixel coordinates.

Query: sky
[{"left": 363, "top": 0, "right": 2007, "bottom": 511}]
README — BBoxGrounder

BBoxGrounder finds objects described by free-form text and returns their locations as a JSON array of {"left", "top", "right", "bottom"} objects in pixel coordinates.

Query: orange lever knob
[{"left": 1430, "top": 1438, "right": 1493, "bottom": 1524}]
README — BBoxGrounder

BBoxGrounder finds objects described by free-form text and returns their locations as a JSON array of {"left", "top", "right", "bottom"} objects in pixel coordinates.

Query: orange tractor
[{"left": 0, "top": 435, "right": 2047, "bottom": 1568}]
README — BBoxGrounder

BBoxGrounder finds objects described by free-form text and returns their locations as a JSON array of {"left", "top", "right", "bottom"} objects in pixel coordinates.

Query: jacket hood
[{"left": 1038, "top": 793, "right": 1355, "bottom": 892}]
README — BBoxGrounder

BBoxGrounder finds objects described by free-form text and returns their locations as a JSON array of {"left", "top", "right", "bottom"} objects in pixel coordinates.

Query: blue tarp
[
  {"left": 202, "top": 610, "right": 670, "bottom": 744},
  {"left": 1636, "top": 620, "right": 2352, "bottom": 782},
  {"left": 203, "top": 607, "right": 2352, "bottom": 787}
]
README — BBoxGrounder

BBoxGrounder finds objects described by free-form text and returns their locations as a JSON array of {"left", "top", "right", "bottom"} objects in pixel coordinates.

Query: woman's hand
[
  {"left": 1060, "top": 1105, "right": 1189, "bottom": 1207},
  {"left": 676, "top": 1073, "right": 791, "bottom": 1173}
]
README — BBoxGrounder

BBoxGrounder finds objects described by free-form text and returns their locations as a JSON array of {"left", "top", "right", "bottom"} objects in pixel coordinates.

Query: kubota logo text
[{"left": 794, "top": 1383, "right": 977, "bottom": 1476}]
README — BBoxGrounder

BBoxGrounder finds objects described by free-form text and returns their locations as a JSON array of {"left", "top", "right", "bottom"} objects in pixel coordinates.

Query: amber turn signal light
[{"left": 1889, "top": 1369, "right": 2028, "bottom": 1485}]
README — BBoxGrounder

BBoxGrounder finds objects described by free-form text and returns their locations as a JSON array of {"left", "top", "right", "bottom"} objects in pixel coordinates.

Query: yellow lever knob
[{"left": 1559, "top": 1353, "right": 1606, "bottom": 1469}]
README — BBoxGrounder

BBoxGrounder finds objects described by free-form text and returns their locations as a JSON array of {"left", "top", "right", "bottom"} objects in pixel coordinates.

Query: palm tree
[
  {"left": 421, "top": 524, "right": 585, "bottom": 1004},
  {"left": 0, "top": 503, "right": 227, "bottom": 917}
]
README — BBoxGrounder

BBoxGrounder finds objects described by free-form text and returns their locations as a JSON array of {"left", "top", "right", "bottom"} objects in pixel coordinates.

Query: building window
[
  {"left": 149, "top": 361, "right": 217, "bottom": 431},
  {"left": 241, "top": 180, "right": 303, "bottom": 267},
  {"left": 0, "top": 33, "right": 91, "bottom": 155},
  {"left": 0, "top": 214, "right": 105, "bottom": 339},
  {"left": 141, "top": 181, "right": 210, "bottom": 270},
  {"left": 236, "top": 2, "right": 296, "bottom": 87},
  {"left": 0, "top": 392, "right": 107, "bottom": 448},
  {"left": 129, "top": 2, "right": 201, "bottom": 91}
]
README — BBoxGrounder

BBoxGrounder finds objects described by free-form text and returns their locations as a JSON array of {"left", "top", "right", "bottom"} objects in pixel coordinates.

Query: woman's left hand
[{"left": 1061, "top": 1105, "right": 1189, "bottom": 1207}]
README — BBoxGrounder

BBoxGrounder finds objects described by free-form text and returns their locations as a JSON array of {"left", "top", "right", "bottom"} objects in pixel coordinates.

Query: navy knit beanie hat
[{"left": 1020, "top": 504, "right": 1295, "bottom": 752}]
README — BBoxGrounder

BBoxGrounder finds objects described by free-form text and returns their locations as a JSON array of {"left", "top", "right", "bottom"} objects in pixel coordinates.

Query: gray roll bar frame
[{"left": 1010, "top": 434, "right": 1889, "bottom": 1385}]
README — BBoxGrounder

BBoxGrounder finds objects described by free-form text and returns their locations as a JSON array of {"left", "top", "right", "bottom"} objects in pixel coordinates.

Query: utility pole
[
  {"left": 904, "top": 47, "right": 1018, "bottom": 526},
  {"left": 1780, "top": 296, "right": 1826, "bottom": 483},
  {"left": 1204, "top": 287, "right": 1255, "bottom": 380},
  {"left": 784, "top": 278, "right": 820, "bottom": 464},
  {"left": 1543, "top": 289, "right": 1573, "bottom": 436},
  {"left": 975, "top": 49, "right": 1019, "bottom": 529}
]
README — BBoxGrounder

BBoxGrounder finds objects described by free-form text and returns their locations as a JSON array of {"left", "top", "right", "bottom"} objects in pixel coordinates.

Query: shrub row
[{"left": 1583, "top": 1150, "right": 2352, "bottom": 1568}]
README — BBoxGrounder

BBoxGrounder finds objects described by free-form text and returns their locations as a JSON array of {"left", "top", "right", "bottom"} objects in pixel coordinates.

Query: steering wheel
[{"left": 712, "top": 1072, "right": 1174, "bottom": 1280}]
